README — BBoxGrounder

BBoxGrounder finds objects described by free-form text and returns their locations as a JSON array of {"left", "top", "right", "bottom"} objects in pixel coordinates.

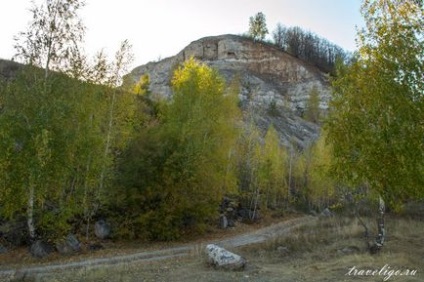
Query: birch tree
[{"left": 327, "top": 0, "right": 424, "bottom": 207}]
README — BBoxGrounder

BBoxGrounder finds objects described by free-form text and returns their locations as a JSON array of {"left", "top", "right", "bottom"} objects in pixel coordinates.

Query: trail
[{"left": 0, "top": 216, "right": 316, "bottom": 280}]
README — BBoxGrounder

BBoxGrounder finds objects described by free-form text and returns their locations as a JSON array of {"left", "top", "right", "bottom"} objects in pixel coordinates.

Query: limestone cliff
[{"left": 130, "top": 35, "right": 331, "bottom": 147}]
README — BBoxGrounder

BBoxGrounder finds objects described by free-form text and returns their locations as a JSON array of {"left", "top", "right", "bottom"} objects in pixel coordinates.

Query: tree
[
  {"left": 300, "top": 131, "right": 335, "bottom": 210},
  {"left": 0, "top": 0, "right": 138, "bottom": 243},
  {"left": 258, "top": 125, "right": 288, "bottom": 210},
  {"left": 304, "top": 86, "right": 321, "bottom": 123},
  {"left": 2, "top": 0, "right": 87, "bottom": 242},
  {"left": 248, "top": 12, "right": 269, "bottom": 41},
  {"left": 112, "top": 58, "right": 241, "bottom": 240},
  {"left": 327, "top": 0, "right": 424, "bottom": 207},
  {"left": 272, "top": 23, "right": 287, "bottom": 49},
  {"left": 271, "top": 24, "right": 349, "bottom": 74},
  {"left": 13, "top": 0, "right": 86, "bottom": 79}
]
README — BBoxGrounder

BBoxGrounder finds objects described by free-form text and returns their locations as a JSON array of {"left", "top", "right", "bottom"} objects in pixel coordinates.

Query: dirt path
[{"left": 0, "top": 216, "right": 316, "bottom": 280}]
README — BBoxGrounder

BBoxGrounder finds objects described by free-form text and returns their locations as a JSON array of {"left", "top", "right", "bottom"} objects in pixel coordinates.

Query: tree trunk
[
  {"left": 98, "top": 89, "right": 116, "bottom": 198},
  {"left": 369, "top": 196, "right": 385, "bottom": 254},
  {"left": 27, "top": 185, "right": 36, "bottom": 241}
]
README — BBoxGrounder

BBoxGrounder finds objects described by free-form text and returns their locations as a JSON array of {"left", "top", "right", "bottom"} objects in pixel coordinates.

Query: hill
[{"left": 127, "top": 34, "right": 331, "bottom": 148}]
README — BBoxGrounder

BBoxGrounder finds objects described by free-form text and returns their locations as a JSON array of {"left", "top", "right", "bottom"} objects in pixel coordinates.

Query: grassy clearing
[{"left": 5, "top": 216, "right": 424, "bottom": 282}]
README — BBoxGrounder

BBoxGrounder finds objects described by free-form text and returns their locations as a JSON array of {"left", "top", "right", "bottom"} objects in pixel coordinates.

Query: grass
[
  {"left": 236, "top": 216, "right": 423, "bottom": 281},
  {"left": 3, "top": 215, "right": 423, "bottom": 282}
]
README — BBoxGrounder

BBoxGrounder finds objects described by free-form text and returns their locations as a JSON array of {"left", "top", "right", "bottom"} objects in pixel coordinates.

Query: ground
[{"left": 0, "top": 215, "right": 422, "bottom": 282}]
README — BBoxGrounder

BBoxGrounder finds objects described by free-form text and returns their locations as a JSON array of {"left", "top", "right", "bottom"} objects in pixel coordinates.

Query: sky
[{"left": 0, "top": 0, "right": 364, "bottom": 68}]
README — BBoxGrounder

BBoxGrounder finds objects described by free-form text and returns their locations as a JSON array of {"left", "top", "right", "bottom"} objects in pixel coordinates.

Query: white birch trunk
[{"left": 27, "top": 185, "right": 36, "bottom": 240}]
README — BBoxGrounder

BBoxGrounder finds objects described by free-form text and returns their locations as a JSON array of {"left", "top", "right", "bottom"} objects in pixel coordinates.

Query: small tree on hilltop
[{"left": 249, "top": 12, "right": 269, "bottom": 41}]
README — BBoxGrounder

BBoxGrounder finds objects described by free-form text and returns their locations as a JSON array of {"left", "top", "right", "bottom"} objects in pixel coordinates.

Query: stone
[
  {"left": 94, "top": 219, "right": 111, "bottom": 239},
  {"left": 338, "top": 246, "right": 360, "bottom": 255},
  {"left": 127, "top": 34, "right": 330, "bottom": 149},
  {"left": 205, "top": 244, "right": 246, "bottom": 271},
  {"left": 0, "top": 217, "right": 28, "bottom": 246},
  {"left": 0, "top": 244, "right": 7, "bottom": 254},
  {"left": 219, "top": 215, "right": 228, "bottom": 229},
  {"left": 30, "top": 240, "right": 53, "bottom": 258},
  {"left": 56, "top": 234, "right": 81, "bottom": 255},
  {"left": 88, "top": 243, "right": 104, "bottom": 251},
  {"left": 320, "top": 208, "right": 333, "bottom": 217}
]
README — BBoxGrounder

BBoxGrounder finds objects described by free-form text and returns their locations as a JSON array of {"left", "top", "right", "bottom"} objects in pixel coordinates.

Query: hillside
[{"left": 127, "top": 34, "right": 331, "bottom": 148}]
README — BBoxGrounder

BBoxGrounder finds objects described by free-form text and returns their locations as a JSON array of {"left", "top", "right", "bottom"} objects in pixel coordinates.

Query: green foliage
[
  {"left": 133, "top": 74, "right": 150, "bottom": 96},
  {"left": 297, "top": 132, "right": 335, "bottom": 210},
  {"left": 267, "top": 100, "right": 279, "bottom": 117},
  {"left": 327, "top": 0, "right": 424, "bottom": 207},
  {"left": 248, "top": 12, "right": 269, "bottom": 41},
  {"left": 259, "top": 125, "right": 288, "bottom": 209},
  {"left": 112, "top": 58, "right": 241, "bottom": 240},
  {"left": 235, "top": 123, "right": 262, "bottom": 216},
  {"left": 304, "top": 86, "right": 321, "bottom": 123},
  {"left": 0, "top": 0, "right": 139, "bottom": 242}
]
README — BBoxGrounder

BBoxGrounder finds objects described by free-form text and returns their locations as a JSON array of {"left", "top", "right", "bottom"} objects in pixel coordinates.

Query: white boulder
[{"left": 205, "top": 244, "right": 246, "bottom": 270}]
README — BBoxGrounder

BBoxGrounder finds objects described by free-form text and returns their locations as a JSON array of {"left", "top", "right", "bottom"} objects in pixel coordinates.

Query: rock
[
  {"left": 0, "top": 244, "right": 7, "bottom": 254},
  {"left": 320, "top": 208, "right": 333, "bottom": 217},
  {"left": 30, "top": 240, "right": 53, "bottom": 258},
  {"left": 338, "top": 246, "right": 360, "bottom": 255},
  {"left": 56, "top": 234, "right": 81, "bottom": 255},
  {"left": 88, "top": 243, "right": 104, "bottom": 251},
  {"left": 0, "top": 217, "right": 28, "bottom": 246},
  {"left": 205, "top": 244, "right": 246, "bottom": 270},
  {"left": 94, "top": 219, "right": 111, "bottom": 239},
  {"left": 227, "top": 219, "right": 236, "bottom": 228},
  {"left": 219, "top": 215, "right": 228, "bottom": 229},
  {"left": 127, "top": 34, "right": 330, "bottom": 149}
]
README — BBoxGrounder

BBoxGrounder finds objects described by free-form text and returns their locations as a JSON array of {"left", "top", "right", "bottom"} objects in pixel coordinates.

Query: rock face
[
  {"left": 205, "top": 244, "right": 246, "bottom": 270},
  {"left": 128, "top": 34, "right": 331, "bottom": 147}
]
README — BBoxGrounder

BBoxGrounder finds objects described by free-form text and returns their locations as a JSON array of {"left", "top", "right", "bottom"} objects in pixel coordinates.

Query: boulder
[
  {"left": 219, "top": 214, "right": 228, "bottom": 229},
  {"left": 0, "top": 217, "right": 28, "bottom": 246},
  {"left": 56, "top": 234, "right": 81, "bottom": 255},
  {"left": 338, "top": 246, "right": 360, "bottom": 255},
  {"left": 88, "top": 243, "right": 104, "bottom": 251},
  {"left": 30, "top": 240, "right": 53, "bottom": 258},
  {"left": 0, "top": 244, "right": 7, "bottom": 254},
  {"left": 94, "top": 219, "right": 111, "bottom": 239},
  {"left": 205, "top": 244, "right": 246, "bottom": 270},
  {"left": 320, "top": 208, "right": 333, "bottom": 217}
]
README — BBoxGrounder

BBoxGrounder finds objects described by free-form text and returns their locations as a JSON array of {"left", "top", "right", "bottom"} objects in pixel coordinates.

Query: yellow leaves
[
  {"left": 171, "top": 58, "right": 224, "bottom": 95},
  {"left": 133, "top": 74, "right": 149, "bottom": 96}
]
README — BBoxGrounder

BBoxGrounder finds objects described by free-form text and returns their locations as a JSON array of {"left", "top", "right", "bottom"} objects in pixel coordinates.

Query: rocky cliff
[
  {"left": 133, "top": 35, "right": 330, "bottom": 148},
  {"left": 128, "top": 35, "right": 330, "bottom": 148}
]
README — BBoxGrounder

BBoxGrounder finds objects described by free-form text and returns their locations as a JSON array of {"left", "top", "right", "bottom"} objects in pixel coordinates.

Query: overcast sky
[{"left": 0, "top": 0, "right": 363, "bottom": 68}]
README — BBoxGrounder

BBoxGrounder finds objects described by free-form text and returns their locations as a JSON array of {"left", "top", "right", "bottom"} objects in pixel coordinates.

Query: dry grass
[
  {"left": 3, "top": 216, "right": 423, "bottom": 282},
  {"left": 236, "top": 216, "right": 423, "bottom": 282}
]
